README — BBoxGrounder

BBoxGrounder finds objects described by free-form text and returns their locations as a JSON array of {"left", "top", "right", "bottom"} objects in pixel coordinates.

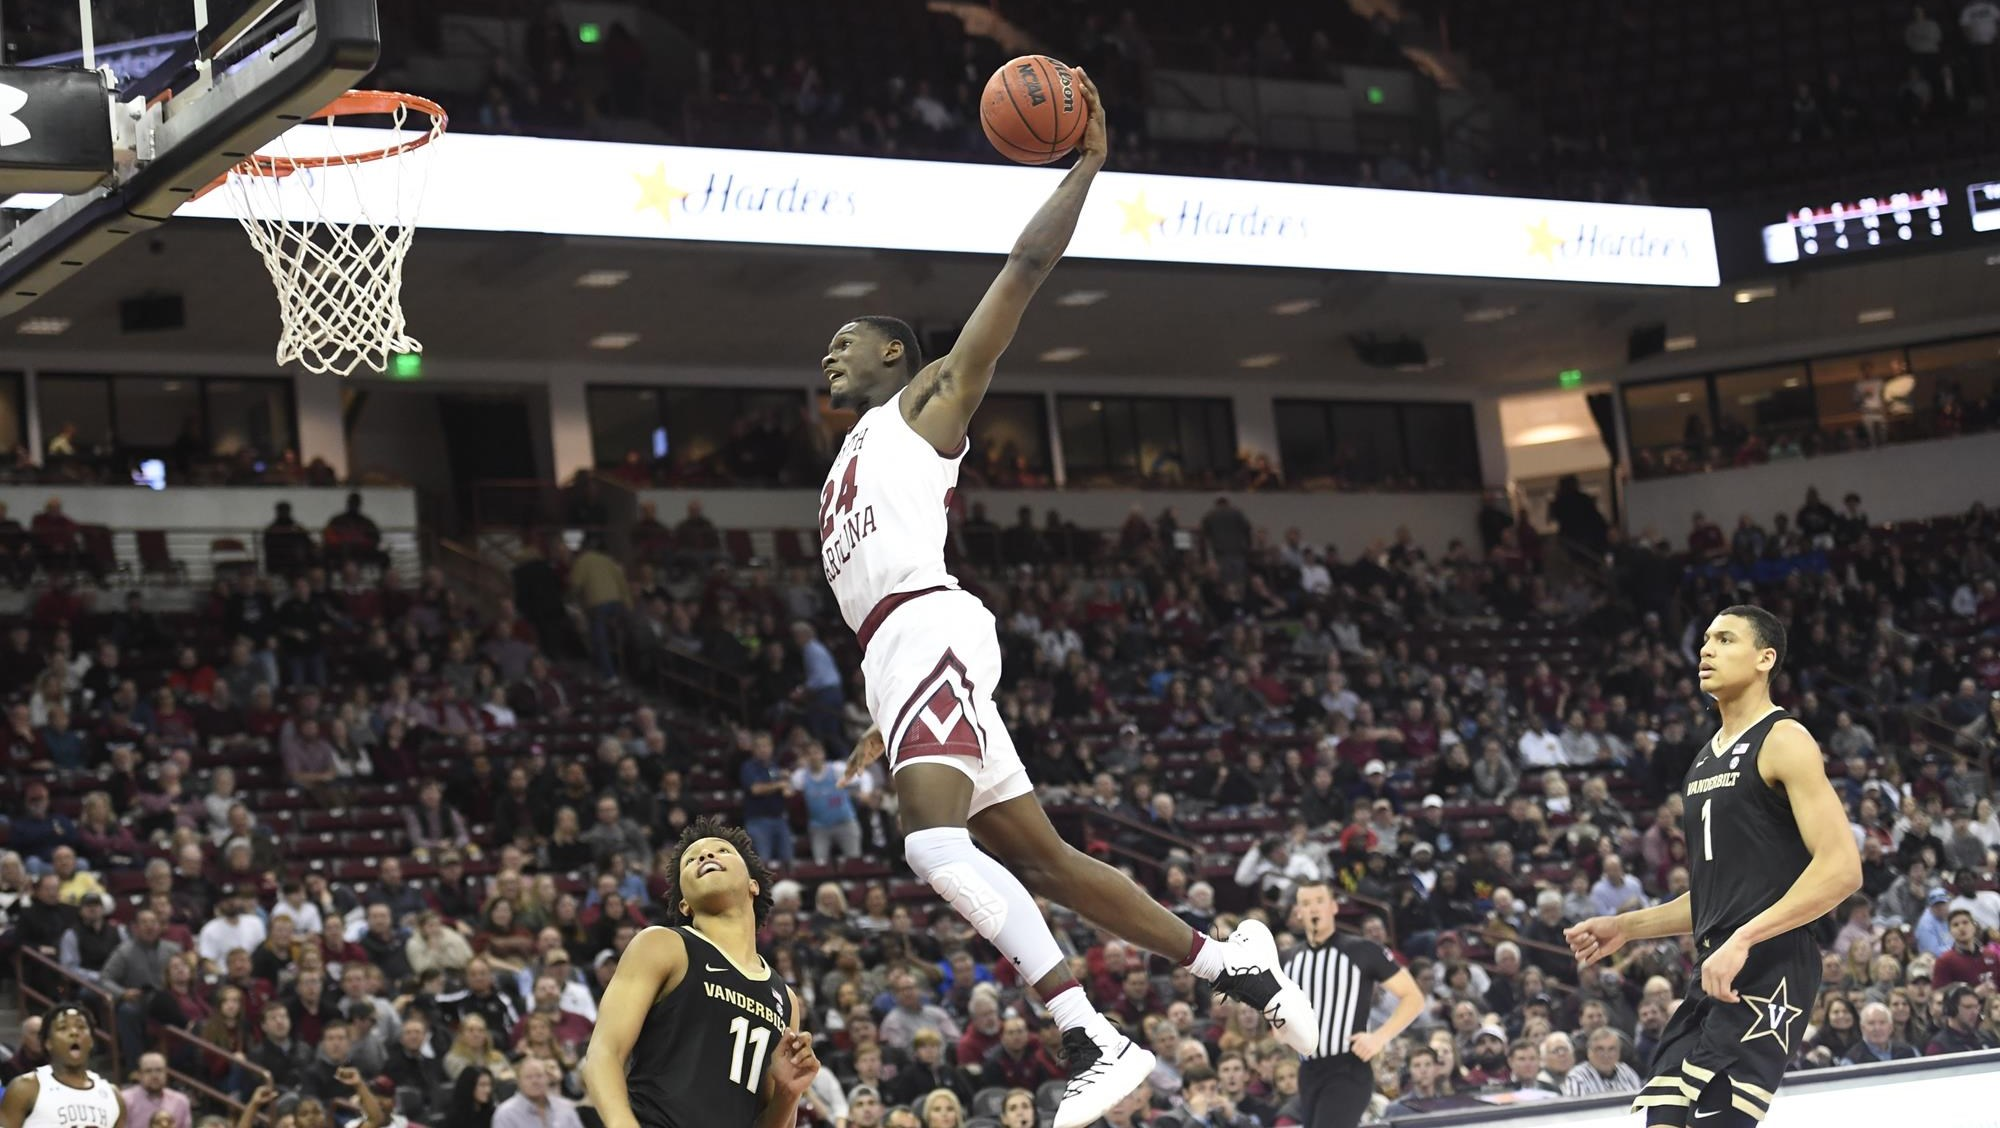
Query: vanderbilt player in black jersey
[
  {"left": 1566, "top": 606, "right": 1860, "bottom": 1127},
  {"left": 581, "top": 819, "right": 818, "bottom": 1128}
]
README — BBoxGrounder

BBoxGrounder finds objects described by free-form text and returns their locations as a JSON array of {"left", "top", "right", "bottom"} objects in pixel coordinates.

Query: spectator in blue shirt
[
  {"left": 1589, "top": 856, "right": 1647, "bottom": 917},
  {"left": 792, "top": 621, "right": 846, "bottom": 750},
  {"left": 739, "top": 730, "right": 795, "bottom": 865},
  {"left": 792, "top": 741, "right": 865, "bottom": 863},
  {"left": 1914, "top": 889, "right": 1955, "bottom": 957}
]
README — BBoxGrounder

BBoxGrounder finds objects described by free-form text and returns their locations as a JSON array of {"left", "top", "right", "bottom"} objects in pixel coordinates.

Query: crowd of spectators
[{"left": 2, "top": 467, "right": 1998, "bottom": 1128}]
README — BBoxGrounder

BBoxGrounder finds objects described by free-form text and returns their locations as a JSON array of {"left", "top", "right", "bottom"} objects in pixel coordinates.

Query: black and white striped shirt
[{"left": 1283, "top": 933, "right": 1402, "bottom": 1059}]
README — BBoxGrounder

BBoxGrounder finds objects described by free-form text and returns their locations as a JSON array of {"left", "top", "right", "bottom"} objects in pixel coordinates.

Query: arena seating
[{"left": 3, "top": 478, "right": 1997, "bottom": 1125}]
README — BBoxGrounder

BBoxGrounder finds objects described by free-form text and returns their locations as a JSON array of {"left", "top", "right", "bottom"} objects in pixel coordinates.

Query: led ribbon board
[{"left": 157, "top": 131, "right": 1720, "bottom": 287}]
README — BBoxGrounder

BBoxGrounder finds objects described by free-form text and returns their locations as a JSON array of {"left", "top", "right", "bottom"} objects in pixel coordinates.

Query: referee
[{"left": 1282, "top": 880, "right": 1426, "bottom": 1128}]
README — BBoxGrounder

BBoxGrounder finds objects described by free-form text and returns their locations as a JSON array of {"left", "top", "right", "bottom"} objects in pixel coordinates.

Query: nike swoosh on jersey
[{"left": 705, "top": 963, "right": 730, "bottom": 973}]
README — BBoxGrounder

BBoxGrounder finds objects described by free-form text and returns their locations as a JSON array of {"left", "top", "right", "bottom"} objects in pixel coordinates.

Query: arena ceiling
[{"left": 0, "top": 219, "right": 1992, "bottom": 389}]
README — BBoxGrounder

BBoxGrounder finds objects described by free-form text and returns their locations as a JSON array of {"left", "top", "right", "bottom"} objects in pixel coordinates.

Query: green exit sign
[
  {"left": 1558, "top": 369, "right": 1583, "bottom": 388},
  {"left": 577, "top": 22, "right": 602, "bottom": 44},
  {"left": 391, "top": 352, "right": 423, "bottom": 379}
]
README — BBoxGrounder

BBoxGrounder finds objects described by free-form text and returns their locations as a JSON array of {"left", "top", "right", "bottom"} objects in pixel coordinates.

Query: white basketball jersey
[
  {"left": 820, "top": 386, "right": 965, "bottom": 633},
  {"left": 23, "top": 1066, "right": 121, "bottom": 1128}
]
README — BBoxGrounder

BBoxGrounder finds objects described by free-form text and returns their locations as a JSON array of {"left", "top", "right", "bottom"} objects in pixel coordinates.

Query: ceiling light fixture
[
  {"left": 1038, "top": 346, "right": 1088, "bottom": 363},
  {"left": 574, "top": 269, "right": 630, "bottom": 288},
  {"left": 1237, "top": 353, "right": 1284, "bottom": 368},
  {"left": 1514, "top": 423, "right": 1587, "bottom": 445},
  {"left": 1733, "top": 285, "right": 1776, "bottom": 303},
  {"left": 1462, "top": 305, "right": 1518, "bottom": 324},
  {"left": 823, "top": 280, "right": 879, "bottom": 299},
  {"left": 590, "top": 332, "right": 641, "bottom": 350},
  {"left": 1664, "top": 335, "right": 1698, "bottom": 352},
  {"left": 1056, "top": 289, "right": 1108, "bottom": 307},
  {"left": 15, "top": 317, "right": 70, "bottom": 336},
  {"left": 1270, "top": 298, "right": 1319, "bottom": 316},
  {"left": 1856, "top": 307, "right": 1896, "bottom": 324}
]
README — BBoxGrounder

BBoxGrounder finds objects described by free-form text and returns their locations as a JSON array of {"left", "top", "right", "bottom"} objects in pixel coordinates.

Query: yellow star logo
[
  {"left": 1739, "top": 977, "right": 1802, "bottom": 1053},
  {"left": 634, "top": 164, "right": 690, "bottom": 225},
  {"left": 1117, "top": 191, "right": 1167, "bottom": 245},
  {"left": 1525, "top": 218, "right": 1566, "bottom": 261}
]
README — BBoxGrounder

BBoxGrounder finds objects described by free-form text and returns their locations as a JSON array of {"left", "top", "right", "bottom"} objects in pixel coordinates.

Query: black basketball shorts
[{"left": 1633, "top": 929, "right": 1818, "bottom": 1126}]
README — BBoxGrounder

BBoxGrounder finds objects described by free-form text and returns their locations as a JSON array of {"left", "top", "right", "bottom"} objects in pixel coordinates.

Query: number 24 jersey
[{"left": 819, "top": 385, "right": 966, "bottom": 635}]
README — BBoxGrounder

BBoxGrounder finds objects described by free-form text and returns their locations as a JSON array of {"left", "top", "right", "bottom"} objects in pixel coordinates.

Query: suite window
[
  {"left": 1275, "top": 399, "right": 1479, "bottom": 489},
  {"left": 1807, "top": 349, "right": 1906, "bottom": 431},
  {"left": 1712, "top": 364, "right": 1813, "bottom": 438},
  {"left": 204, "top": 379, "right": 296, "bottom": 458},
  {"left": 963, "top": 394, "right": 1052, "bottom": 484},
  {"left": 589, "top": 384, "right": 811, "bottom": 484},
  {"left": 1622, "top": 378, "right": 1711, "bottom": 452},
  {"left": 1056, "top": 396, "right": 1235, "bottom": 484}
]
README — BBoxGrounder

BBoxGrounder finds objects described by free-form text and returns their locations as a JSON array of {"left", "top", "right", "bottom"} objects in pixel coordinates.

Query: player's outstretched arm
[
  {"left": 581, "top": 926, "right": 688, "bottom": 1128},
  {"left": 904, "top": 69, "right": 1109, "bottom": 453},
  {"left": 1700, "top": 721, "right": 1862, "bottom": 1001}
]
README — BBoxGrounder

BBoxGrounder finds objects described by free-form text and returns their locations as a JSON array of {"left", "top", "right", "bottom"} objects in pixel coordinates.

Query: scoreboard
[
  {"left": 1720, "top": 173, "right": 2000, "bottom": 277},
  {"left": 1968, "top": 178, "right": 2000, "bottom": 233},
  {"left": 1761, "top": 187, "right": 1947, "bottom": 264}
]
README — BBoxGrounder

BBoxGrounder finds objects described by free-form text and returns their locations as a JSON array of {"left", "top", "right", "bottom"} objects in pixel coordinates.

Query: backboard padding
[{"left": 0, "top": 0, "right": 379, "bottom": 319}]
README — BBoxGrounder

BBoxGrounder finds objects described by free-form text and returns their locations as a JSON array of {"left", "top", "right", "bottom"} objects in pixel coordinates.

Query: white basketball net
[{"left": 222, "top": 99, "right": 442, "bottom": 376}]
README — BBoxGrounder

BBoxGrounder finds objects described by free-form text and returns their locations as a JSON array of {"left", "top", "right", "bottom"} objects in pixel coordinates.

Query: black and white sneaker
[
  {"left": 1052, "top": 1026, "right": 1155, "bottom": 1128},
  {"left": 1212, "top": 918, "right": 1320, "bottom": 1055}
]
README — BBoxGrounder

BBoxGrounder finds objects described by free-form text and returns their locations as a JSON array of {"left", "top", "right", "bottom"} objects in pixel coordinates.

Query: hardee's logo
[
  {"left": 1527, "top": 215, "right": 1692, "bottom": 263},
  {"left": 1113, "top": 189, "right": 1307, "bottom": 248},
  {"left": 634, "top": 163, "right": 858, "bottom": 226}
]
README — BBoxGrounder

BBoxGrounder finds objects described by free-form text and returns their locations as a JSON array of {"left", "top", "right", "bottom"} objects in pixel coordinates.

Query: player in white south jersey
[
  {"left": 819, "top": 70, "right": 1316, "bottom": 1128},
  {"left": 2, "top": 1004, "right": 125, "bottom": 1128}
]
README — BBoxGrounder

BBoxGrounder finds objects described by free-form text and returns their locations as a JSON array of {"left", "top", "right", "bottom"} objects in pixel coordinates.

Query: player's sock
[
  {"left": 904, "top": 826, "right": 1089, "bottom": 1009},
  {"left": 1043, "top": 980, "right": 1117, "bottom": 1042},
  {"left": 1181, "top": 929, "right": 1228, "bottom": 981}
]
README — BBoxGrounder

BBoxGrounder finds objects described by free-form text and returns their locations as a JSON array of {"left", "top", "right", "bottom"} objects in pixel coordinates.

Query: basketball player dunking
[
  {"left": 582, "top": 819, "right": 818, "bottom": 1128},
  {"left": 1, "top": 1005, "right": 125, "bottom": 1128},
  {"left": 821, "top": 71, "right": 1313, "bottom": 1128},
  {"left": 1566, "top": 606, "right": 1861, "bottom": 1126}
]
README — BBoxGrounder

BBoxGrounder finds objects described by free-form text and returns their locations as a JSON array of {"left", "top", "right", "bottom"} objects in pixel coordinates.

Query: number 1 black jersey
[
  {"left": 1682, "top": 709, "right": 1814, "bottom": 946},
  {"left": 624, "top": 926, "right": 795, "bottom": 1128}
]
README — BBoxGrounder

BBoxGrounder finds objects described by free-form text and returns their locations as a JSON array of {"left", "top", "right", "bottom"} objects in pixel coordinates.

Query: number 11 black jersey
[{"left": 624, "top": 926, "right": 795, "bottom": 1128}]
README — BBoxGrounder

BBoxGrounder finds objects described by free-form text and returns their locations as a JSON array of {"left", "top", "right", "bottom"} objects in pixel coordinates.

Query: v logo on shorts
[
  {"left": 1738, "top": 977, "right": 1802, "bottom": 1053},
  {"left": 889, "top": 651, "right": 986, "bottom": 766}
]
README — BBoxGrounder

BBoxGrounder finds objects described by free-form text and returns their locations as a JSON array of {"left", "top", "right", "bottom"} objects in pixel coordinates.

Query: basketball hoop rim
[{"left": 198, "top": 89, "right": 447, "bottom": 194}]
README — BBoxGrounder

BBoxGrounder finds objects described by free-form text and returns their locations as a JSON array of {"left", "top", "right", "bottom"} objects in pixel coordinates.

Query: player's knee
[{"left": 904, "top": 829, "right": 1009, "bottom": 941}]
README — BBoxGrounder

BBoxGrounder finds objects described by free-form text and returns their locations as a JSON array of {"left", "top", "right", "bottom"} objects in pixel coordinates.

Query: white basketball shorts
[{"left": 859, "top": 587, "right": 1031, "bottom": 817}]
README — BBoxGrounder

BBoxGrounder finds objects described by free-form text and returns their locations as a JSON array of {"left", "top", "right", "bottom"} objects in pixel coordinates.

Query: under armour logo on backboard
[{"left": 0, "top": 85, "right": 30, "bottom": 147}]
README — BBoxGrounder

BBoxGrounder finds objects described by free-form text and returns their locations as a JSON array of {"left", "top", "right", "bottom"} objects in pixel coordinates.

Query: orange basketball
[{"left": 980, "top": 55, "right": 1086, "bottom": 165}]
